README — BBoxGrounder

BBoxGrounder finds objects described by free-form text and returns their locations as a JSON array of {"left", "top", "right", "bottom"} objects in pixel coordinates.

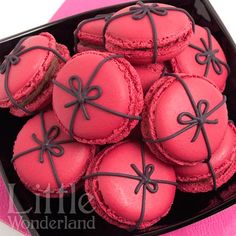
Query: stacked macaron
[
  {"left": 0, "top": 33, "right": 70, "bottom": 117},
  {"left": 1, "top": 0, "right": 234, "bottom": 232}
]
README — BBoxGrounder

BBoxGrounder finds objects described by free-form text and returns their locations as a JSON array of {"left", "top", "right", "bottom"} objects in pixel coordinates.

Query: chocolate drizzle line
[
  {"left": 53, "top": 54, "right": 142, "bottom": 139},
  {"left": 12, "top": 112, "right": 73, "bottom": 192},
  {"left": 83, "top": 142, "right": 177, "bottom": 231},
  {"left": 102, "top": 1, "right": 195, "bottom": 63},
  {"left": 189, "top": 27, "right": 230, "bottom": 77},
  {"left": 144, "top": 73, "right": 227, "bottom": 191},
  {"left": 0, "top": 36, "right": 67, "bottom": 115},
  {"left": 73, "top": 13, "right": 114, "bottom": 53}
]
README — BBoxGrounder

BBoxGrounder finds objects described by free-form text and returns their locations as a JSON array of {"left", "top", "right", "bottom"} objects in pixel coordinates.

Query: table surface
[{"left": 0, "top": 0, "right": 236, "bottom": 236}]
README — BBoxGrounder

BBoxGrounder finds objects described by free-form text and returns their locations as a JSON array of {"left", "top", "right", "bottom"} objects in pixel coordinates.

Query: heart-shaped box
[{"left": 0, "top": 0, "right": 236, "bottom": 235}]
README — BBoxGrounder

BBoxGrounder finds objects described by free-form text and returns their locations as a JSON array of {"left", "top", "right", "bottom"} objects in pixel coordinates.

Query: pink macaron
[
  {"left": 134, "top": 63, "right": 165, "bottom": 93},
  {"left": 84, "top": 140, "right": 177, "bottom": 230},
  {"left": 171, "top": 26, "right": 230, "bottom": 92},
  {"left": 0, "top": 33, "right": 70, "bottom": 117},
  {"left": 12, "top": 110, "right": 96, "bottom": 197},
  {"left": 74, "top": 13, "right": 113, "bottom": 53},
  {"left": 53, "top": 50, "right": 143, "bottom": 145},
  {"left": 104, "top": 1, "right": 195, "bottom": 64},
  {"left": 141, "top": 73, "right": 228, "bottom": 167},
  {"left": 175, "top": 122, "right": 236, "bottom": 193}
]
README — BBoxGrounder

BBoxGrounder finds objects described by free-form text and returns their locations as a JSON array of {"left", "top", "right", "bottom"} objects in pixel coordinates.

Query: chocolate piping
[
  {"left": 53, "top": 54, "right": 141, "bottom": 139},
  {"left": 83, "top": 142, "right": 177, "bottom": 231},
  {"left": 0, "top": 36, "right": 67, "bottom": 115},
  {"left": 189, "top": 27, "right": 230, "bottom": 77},
  {"left": 12, "top": 112, "right": 73, "bottom": 192},
  {"left": 73, "top": 13, "right": 114, "bottom": 53},
  {"left": 144, "top": 73, "right": 226, "bottom": 191},
  {"left": 102, "top": 1, "right": 195, "bottom": 63}
]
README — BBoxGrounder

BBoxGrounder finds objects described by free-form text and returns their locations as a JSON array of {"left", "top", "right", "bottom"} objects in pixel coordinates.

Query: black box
[{"left": 1, "top": 1, "right": 236, "bottom": 235}]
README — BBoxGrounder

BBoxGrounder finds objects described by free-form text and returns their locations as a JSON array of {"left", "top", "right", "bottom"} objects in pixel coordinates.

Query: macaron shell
[
  {"left": 177, "top": 148, "right": 236, "bottom": 193},
  {"left": 134, "top": 63, "right": 165, "bottom": 93},
  {"left": 77, "top": 18, "right": 107, "bottom": 45},
  {"left": 177, "top": 156, "right": 236, "bottom": 193},
  {"left": 56, "top": 42, "right": 71, "bottom": 64},
  {"left": 142, "top": 74, "right": 228, "bottom": 165},
  {"left": 106, "top": 32, "right": 192, "bottom": 64},
  {"left": 85, "top": 141, "right": 176, "bottom": 229},
  {"left": 13, "top": 111, "right": 95, "bottom": 196},
  {"left": 175, "top": 123, "right": 236, "bottom": 178},
  {"left": 53, "top": 51, "right": 143, "bottom": 144},
  {"left": 105, "top": 3, "right": 193, "bottom": 63},
  {"left": 171, "top": 25, "right": 228, "bottom": 91},
  {"left": 141, "top": 77, "right": 177, "bottom": 165},
  {"left": 0, "top": 33, "right": 57, "bottom": 104},
  {"left": 9, "top": 43, "right": 70, "bottom": 117}
]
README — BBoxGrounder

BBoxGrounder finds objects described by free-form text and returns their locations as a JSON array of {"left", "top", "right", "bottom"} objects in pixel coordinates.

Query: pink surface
[
  {"left": 0, "top": 174, "right": 30, "bottom": 235},
  {"left": 50, "top": 0, "right": 132, "bottom": 22},
  {"left": 0, "top": 0, "right": 235, "bottom": 236}
]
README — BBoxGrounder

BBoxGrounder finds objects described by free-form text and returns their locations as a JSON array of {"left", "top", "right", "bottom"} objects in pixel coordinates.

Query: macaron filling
[
  {"left": 105, "top": 28, "right": 193, "bottom": 62},
  {"left": 18, "top": 56, "right": 59, "bottom": 107}
]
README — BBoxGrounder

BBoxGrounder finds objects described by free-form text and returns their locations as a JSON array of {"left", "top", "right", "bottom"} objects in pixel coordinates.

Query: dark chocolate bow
[
  {"left": 129, "top": 2, "right": 168, "bottom": 20},
  {"left": 189, "top": 27, "right": 230, "bottom": 77},
  {"left": 131, "top": 163, "right": 158, "bottom": 194},
  {"left": 12, "top": 112, "right": 73, "bottom": 192},
  {"left": 0, "top": 43, "right": 24, "bottom": 74},
  {"left": 64, "top": 75, "right": 102, "bottom": 120},
  {"left": 177, "top": 99, "right": 218, "bottom": 142},
  {"left": 31, "top": 125, "right": 64, "bottom": 163}
]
